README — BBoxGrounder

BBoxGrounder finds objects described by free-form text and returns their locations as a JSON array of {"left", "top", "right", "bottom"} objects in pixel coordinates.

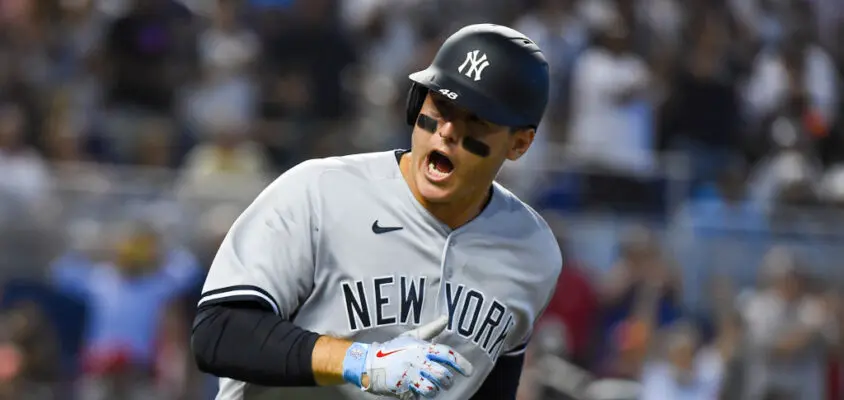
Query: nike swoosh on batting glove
[{"left": 342, "top": 316, "right": 474, "bottom": 398}]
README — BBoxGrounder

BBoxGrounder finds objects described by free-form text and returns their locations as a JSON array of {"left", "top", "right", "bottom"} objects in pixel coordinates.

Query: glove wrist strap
[{"left": 342, "top": 342, "right": 370, "bottom": 388}]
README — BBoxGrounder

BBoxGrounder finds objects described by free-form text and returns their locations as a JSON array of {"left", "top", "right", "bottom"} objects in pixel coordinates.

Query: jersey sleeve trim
[
  {"left": 502, "top": 337, "right": 530, "bottom": 357},
  {"left": 199, "top": 285, "right": 281, "bottom": 315}
]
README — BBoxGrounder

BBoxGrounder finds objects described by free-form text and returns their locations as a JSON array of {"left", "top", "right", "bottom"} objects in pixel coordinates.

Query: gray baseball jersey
[{"left": 199, "top": 150, "right": 562, "bottom": 400}]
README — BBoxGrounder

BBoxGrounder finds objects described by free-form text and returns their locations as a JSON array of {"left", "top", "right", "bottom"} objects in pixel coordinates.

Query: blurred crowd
[{"left": 0, "top": 0, "right": 844, "bottom": 399}]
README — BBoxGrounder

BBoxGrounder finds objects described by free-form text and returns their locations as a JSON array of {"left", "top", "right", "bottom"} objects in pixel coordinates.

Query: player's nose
[{"left": 437, "top": 121, "right": 462, "bottom": 145}]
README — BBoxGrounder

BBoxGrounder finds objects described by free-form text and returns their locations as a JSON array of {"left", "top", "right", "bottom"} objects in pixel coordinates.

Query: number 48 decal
[{"left": 439, "top": 89, "right": 458, "bottom": 100}]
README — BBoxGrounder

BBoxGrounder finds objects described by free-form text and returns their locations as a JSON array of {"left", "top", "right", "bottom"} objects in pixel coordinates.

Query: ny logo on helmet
[{"left": 458, "top": 50, "right": 490, "bottom": 82}]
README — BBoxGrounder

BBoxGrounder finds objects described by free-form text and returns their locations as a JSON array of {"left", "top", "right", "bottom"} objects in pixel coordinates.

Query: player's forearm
[
  {"left": 311, "top": 336, "right": 354, "bottom": 386},
  {"left": 191, "top": 303, "right": 322, "bottom": 386},
  {"left": 311, "top": 336, "right": 378, "bottom": 388}
]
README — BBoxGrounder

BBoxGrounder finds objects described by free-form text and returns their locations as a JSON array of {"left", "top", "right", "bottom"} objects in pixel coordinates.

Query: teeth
[{"left": 427, "top": 161, "right": 450, "bottom": 178}]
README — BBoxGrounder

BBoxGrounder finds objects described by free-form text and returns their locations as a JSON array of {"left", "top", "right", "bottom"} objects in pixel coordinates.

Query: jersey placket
[{"left": 433, "top": 233, "right": 459, "bottom": 316}]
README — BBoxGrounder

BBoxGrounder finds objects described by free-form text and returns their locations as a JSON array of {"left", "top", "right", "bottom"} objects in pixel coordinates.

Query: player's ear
[{"left": 505, "top": 127, "right": 535, "bottom": 161}]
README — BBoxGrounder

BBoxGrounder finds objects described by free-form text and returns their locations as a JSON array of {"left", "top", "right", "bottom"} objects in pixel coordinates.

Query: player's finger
[
  {"left": 427, "top": 345, "right": 474, "bottom": 377},
  {"left": 407, "top": 370, "right": 440, "bottom": 398},
  {"left": 397, "top": 391, "right": 417, "bottom": 400},
  {"left": 401, "top": 316, "right": 448, "bottom": 341},
  {"left": 418, "top": 359, "right": 454, "bottom": 390}
]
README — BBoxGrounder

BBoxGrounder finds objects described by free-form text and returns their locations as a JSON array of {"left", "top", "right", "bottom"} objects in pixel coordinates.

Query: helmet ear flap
[{"left": 405, "top": 83, "right": 428, "bottom": 126}]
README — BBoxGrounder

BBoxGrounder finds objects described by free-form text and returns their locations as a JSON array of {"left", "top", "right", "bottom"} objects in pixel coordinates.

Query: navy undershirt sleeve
[{"left": 191, "top": 302, "right": 321, "bottom": 386}]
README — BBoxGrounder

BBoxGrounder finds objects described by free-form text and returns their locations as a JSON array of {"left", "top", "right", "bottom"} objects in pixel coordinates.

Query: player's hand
[{"left": 342, "top": 316, "right": 474, "bottom": 398}]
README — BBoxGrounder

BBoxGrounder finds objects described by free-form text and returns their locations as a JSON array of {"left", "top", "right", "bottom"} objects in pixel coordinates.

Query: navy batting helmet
[{"left": 406, "top": 24, "right": 550, "bottom": 129}]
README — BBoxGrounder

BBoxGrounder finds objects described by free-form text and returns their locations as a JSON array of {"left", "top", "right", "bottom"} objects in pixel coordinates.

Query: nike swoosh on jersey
[
  {"left": 372, "top": 220, "right": 404, "bottom": 234},
  {"left": 376, "top": 348, "right": 407, "bottom": 358}
]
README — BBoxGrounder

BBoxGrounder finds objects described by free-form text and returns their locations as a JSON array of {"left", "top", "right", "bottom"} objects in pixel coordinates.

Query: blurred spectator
[
  {"left": 744, "top": 25, "right": 839, "bottom": 149},
  {"left": 51, "top": 219, "right": 108, "bottom": 281},
  {"left": 176, "top": 113, "right": 271, "bottom": 206},
  {"left": 538, "top": 234, "right": 601, "bottom": 369},
  {"left": 54, "top": 0, "right": 110, "bottom": 80},
  {"left": 0, "top": 301, "right": 61, "bottom": 399},
  {"left": 51, "top": 0, "right": 109, "bottom": 158},
  {"left": 0, "top": 101, "right": 56, "bottom": 279},
  {"left": 259, "top": 0, "right": 356, "bottom": 122},
  {"left": 639, "top": 321, "right": 724, "bottom": 400},
  {"left": 727, "top": 0, "right": 784, "bottom": 49},
  {"left": 50, "top": 221, "right": 201, "bottom": 400},
  {"left": 748, "top": 117, "right": 824, "bottom": 211},
  {"left": 132, "top": 117, "right": 177, "bottom": 168},
  {"left": 738, "top": 246, "right": 834, "bottom": 400},
  {"left": 658, "top": 8, "right": 744, "bottom": 186},
  {"left": 154, "top": 297, "right": 193, "bottom": 399},
  {"left": 182, "top": 0, "right": 260, "bottom": 137},
  {"left": 566, "top": 7, "right": 657, "bottom": 211},
  {"left": 43, "top": 111, "right": 113, "bottom": 231},
  {"left": 710, "top": 279, "right": 747, "bottom": 399},
  {"left": 0, "top": 0, "right": 55, "bottom": 94},
  {"left": 0, "top": 102, "right": 52, "bottom": 209},
  {"left": 106, "top": 118, "right": 192, "bottom": 242},
  {"left": 599, "top": 226, "right": 683, "bottom": 378},
  {"left": 670, "top": 162, "right": 769, "bottom": 302},
  {"left": 679, "top": 161, "right": 764, "bottom": 229},
  {"left": 827, "top": 287, "right": 844, "bottom": 400},
  {"left": 103, "top": 0, "right": 194, "bottom": 114},
  {"left": 636, "top": 0, "right": 685, "bottom": 54},
  {"left": 821, "top": 164, "right": 844, "bottom": 212},
  {"left": 42, "top": 96, "right": 91, "bottom": 164},
  {"left": 101, "top": 0, "right": 196, "bottom": 162}
]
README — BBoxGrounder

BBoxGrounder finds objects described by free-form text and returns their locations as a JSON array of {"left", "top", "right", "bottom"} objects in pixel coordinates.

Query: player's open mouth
[{"left": 426, "top": 150, "right": 454, "bottom": 181}]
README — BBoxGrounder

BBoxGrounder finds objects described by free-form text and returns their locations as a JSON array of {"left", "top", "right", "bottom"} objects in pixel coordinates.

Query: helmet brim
[{"left": 408, "top": 67, "right": 531, "bottom": 128}]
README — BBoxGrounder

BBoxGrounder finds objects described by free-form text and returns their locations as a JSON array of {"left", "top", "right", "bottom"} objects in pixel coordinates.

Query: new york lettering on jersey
[{"left": 341, "top": 277, "right": 518, "bottom": 362}]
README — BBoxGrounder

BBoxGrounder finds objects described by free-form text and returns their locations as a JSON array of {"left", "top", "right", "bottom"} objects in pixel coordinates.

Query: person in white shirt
[
  {"left": 567, "top": 13, "right": 654, "bottom": 178},
  {"left": 744, "top": 29, "right": 839, "bottom": 135},
  {"left": 640, "top": 321, "right": 725, "bottom": 400},
  {"left": 738, "top": 247, "right": 832, "bottom": 400},
  {"left": 0, "top": 103, "right": 52, "bottom": 210},
  {"left": 565, "top": 11, "right": 657, "bottom": 212}
]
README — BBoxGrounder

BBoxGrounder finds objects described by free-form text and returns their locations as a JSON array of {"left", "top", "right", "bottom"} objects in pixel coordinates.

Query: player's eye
[
  {"left": 467, "top": 117, "right": 497, "bottom": 135},
  {"left": 469, "top": 117, "right": 490, "bottom": 129},
  {"left": 431, "top": 96, "right": 450, "bottom": 111}
]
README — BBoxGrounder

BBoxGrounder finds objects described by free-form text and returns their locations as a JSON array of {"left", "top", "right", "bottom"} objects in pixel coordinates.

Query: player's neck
[
  {"left": 400, "top": 153, "right": 490, "bottom": 230},
  {"left": 424, "top": 189, "right": 490, "bottom": 230}
]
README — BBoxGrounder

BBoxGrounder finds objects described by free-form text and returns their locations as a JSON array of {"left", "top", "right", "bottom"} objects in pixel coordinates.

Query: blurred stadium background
[{"left": 0, "top": 0, "right": 843, "bottom": 399}]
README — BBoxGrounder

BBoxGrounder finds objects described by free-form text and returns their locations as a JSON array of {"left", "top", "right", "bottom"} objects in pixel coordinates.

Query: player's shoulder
[
  {"left": 279, "top": 150, "right": 399, "bottom": 182},
  {"left": 490, "top": 182, "right": 562, "bottom": 263},
  {"left": 264, "top": 151, "right": 399, "bottom": 195},
  {"left": 490, "top": 182, "right": 553, "bottom": 230}
]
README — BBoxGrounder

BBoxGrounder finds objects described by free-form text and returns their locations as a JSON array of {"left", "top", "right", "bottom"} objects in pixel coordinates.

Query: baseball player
[{"left": 192, "top": 23, "right": 562, "bottom": 400}]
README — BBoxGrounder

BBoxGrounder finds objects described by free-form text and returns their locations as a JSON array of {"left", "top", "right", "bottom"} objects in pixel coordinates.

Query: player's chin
[{"left": 416, "top": 176, "right": 457, "bottom": 204}]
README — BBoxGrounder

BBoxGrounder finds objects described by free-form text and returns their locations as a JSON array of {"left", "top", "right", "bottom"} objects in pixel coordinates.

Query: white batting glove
[{"left": 342, "top": 316, "right": 474, "bottom": 398}]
